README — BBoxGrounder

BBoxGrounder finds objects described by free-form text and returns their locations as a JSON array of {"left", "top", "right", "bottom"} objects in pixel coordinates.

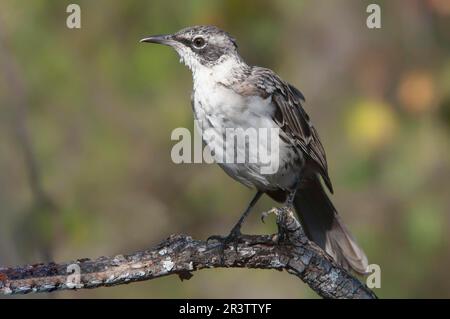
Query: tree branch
[{"left": 0, "top": 208, "right": 376, "bottom": 299}]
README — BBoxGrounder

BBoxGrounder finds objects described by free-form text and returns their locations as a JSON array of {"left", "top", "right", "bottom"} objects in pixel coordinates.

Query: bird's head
[{"left": 140, "top": 25, "right": 240, "bottom": 73}]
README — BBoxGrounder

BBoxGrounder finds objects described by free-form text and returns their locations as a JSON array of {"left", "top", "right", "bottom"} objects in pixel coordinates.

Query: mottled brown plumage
[{"left": 235, "top": 66, "right": 333, "bottom": 193}]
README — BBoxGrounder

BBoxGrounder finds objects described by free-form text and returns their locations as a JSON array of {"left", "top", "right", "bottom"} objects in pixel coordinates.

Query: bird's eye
[{"left": 192, "top": 36, "right": 206, "bottom": 49}]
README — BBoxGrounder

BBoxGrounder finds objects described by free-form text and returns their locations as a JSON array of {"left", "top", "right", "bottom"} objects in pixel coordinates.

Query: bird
[{"left": 140, "top": 25, "right": 368, "bottom": 274}]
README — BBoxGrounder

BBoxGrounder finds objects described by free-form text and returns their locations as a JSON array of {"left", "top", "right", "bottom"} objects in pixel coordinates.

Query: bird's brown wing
[{"left": 244, "top": 67, "right": 333, "bottom": 193}]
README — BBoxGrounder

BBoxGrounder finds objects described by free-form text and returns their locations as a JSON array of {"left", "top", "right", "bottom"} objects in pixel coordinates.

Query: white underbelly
[{"left": 192, "top": 86, "right": 303, "bottom": 191}]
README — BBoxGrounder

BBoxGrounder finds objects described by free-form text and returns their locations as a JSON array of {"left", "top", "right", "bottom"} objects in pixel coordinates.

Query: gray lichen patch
[
  {"left": 158, "top": 248, "right": 169, "bottom": 255},
  {"left": 162, "top": 258, "right": 175, "bottom": 272}
]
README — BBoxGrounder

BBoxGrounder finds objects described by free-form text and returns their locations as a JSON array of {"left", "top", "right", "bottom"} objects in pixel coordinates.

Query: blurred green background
[{"left": 1, "top": 0, "right": 450, "bottom": 298}]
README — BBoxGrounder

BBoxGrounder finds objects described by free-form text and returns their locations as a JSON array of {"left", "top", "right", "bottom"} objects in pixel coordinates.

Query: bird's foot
[
  {"left": 261, "top": 206, "right": 294, "bottom": 244},
  {"left": 260, "top": 207, "right": 281, "bottom": 224},
  {"left": 207, "top": 227, "right": 243, "bottom": 260}
]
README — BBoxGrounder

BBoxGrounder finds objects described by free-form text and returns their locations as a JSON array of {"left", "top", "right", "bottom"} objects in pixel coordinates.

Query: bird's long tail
[{"left": 293, "top": 176, "right": 368, "bottom": 274}]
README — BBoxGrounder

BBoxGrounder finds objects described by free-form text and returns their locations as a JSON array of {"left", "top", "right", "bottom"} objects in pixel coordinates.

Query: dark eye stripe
[{"left": 173, "top": 36, "right": 191, "bottom": 47}]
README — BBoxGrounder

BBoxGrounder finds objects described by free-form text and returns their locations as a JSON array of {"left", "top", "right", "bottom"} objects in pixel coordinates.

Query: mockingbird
[{"left": 141, "top": 25, "right": 368, "bottom": 274}]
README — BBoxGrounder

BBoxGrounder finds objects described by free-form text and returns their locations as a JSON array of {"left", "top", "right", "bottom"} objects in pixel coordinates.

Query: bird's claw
[
  {"left": 206, "top": 234, "right": 225, "bottom": 243},
  {"left": 260, "top": 206, "right": 294, "bottom": 244},
  {"left": 260, "top": 207, "right": 282, "bottom": 224},
  {"left": 207, "top": 228, "right": 242, "bottom": 258},
  {"left": 276, "top": 206, "right": 296, "bottom": 243}
]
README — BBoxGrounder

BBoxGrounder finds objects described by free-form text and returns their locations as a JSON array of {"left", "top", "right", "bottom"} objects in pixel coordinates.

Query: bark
[{"left": 0, "top": 208, "right": 376, "bottom": 299}]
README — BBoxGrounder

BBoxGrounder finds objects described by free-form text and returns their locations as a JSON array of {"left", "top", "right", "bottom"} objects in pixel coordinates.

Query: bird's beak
[{"left": 140, "top": 34, "right": 175, "bottom": 46}]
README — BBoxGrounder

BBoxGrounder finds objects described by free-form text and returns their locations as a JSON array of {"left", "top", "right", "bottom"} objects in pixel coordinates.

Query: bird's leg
[
  {"left": 287, "top": 173, "right": 303, "bottom": 206},
  {"left": 208, "top": 191, "right": 263, "bottom": 248},
  {"left": 228, "top": 191, "right": 264, "bottom": 239},
  {"left": 285, "top": 188, "right": 297, "bottom": 208}
]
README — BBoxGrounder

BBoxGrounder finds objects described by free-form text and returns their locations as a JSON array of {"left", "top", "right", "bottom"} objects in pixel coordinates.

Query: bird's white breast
[
  {"left": 192, "top": 60, "right": 275, "bottom": 128},
  {"left": 191, "top": 61, "right": 302, "bottom": 191}
]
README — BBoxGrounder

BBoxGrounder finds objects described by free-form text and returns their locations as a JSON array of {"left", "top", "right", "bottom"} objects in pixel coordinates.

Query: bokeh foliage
[{"left": 1, "top": 0, "right": 450, "bottom": 298}]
